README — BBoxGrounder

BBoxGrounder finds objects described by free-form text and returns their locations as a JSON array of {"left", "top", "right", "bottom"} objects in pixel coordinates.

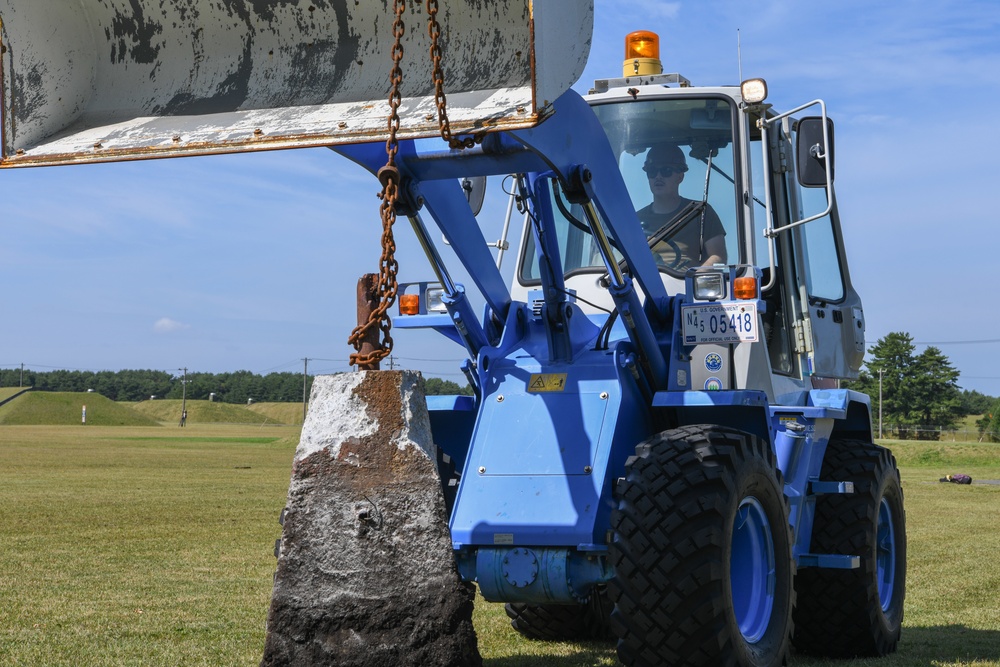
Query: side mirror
[
  {"left": 795, "top": 117, "right": 835, "bottom": 188},
  {"left": 461, "top": 176, "right": 487, "bottom": 216}
]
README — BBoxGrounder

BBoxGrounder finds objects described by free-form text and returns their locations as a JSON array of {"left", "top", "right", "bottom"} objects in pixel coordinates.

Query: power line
[
  {"left": 302, "top": 358, "right": 309, "bottom": 423},
  {"left": 3, "top": 360, "right": 355, "bottom": 377},
  {"left": 257, "top": 359, "right": 303, "bottom": 373},
  {"left": 916, "top": 338, "right": 1000, "bottom": 345}
]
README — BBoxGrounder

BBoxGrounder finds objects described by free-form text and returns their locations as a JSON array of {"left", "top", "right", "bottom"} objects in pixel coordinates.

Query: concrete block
[{"left": 261, "top": 370, "right": 481, "bottom": 667}]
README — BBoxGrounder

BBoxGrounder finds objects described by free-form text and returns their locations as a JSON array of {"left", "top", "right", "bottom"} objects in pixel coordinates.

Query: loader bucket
[{"left": 0, "top": 1, "right": 593, "bottom": 168}]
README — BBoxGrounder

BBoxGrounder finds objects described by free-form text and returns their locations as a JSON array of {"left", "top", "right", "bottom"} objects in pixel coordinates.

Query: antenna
[{"left": 737, "top": 29, "right": 744, "bottom": 83}]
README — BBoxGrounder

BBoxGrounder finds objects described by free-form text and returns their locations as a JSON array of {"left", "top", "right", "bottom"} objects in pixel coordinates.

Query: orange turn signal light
[
  {"left": 399, "top": 294, "right": 420, "bottom": 315},
  {"left": 733, "top": 276, "right": 757, "bottom": 300}
]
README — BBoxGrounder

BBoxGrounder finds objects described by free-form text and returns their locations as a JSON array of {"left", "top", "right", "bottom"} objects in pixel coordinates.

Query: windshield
[{"left": 519, "top": 96, "right": 741, "bottom": 284}]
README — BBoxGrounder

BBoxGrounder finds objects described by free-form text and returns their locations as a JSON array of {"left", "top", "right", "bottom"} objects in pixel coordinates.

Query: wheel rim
[
  {"left": 876, "top": 497, "right": 897, "bottom": 611},
  {"left": 731, "top": 497, "right": 776, "bottom": 643}
]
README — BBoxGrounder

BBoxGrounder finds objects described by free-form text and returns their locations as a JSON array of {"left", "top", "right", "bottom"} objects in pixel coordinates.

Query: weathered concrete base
[{"left": 261, "top": 371, "right": 481, "bottom": 667}]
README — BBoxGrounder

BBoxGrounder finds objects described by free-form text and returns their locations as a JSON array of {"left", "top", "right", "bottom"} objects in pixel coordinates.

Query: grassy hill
[
  {"left": 0, "top": 387, "right": 28, "bottom": 403},
  {"left": 0, "top": 393, "right": 303, "bottom": 426},
  {"left": 247, "top": 402, "right": 304, "bottom": 425},
  {"left": 0, "top": 391, "right": 159, "bottom": 426},
  {"left": 129, "top": 399, "right": 269, "bottom": 425}
]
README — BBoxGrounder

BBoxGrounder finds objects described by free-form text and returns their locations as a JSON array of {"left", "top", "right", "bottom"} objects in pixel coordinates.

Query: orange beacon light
[{"left": 623, "top": 30, "right": 663, "bottom": 77}]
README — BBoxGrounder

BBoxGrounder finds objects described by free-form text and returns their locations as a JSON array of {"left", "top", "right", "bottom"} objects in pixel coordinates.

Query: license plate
[{"left": 682, "top": 303, "right": 758, "bottom": 344}]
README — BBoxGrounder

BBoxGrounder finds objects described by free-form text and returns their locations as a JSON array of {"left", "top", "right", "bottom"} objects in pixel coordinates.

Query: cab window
[{"left": 519, "top": 96, "right": 741, "bottom": 284}]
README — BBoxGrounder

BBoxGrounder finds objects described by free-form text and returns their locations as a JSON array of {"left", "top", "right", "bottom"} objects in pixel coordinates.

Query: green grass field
[{"left": 2, "top": 426, "right": 999, "bottom": 666}]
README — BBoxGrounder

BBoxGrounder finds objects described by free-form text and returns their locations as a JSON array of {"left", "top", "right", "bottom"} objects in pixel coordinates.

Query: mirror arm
[{"left": 758, "top": 97, "right": 834, "bottom": 293}]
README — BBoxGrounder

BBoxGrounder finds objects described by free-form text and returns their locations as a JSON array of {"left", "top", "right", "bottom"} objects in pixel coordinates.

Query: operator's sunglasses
[{"left": 643, "top": 163, "right": 686, "bottom": 178}]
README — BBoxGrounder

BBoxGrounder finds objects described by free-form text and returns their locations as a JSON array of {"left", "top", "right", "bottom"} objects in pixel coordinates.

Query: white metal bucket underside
[{"left": 0, "top": 0, "right": 593, "bottom": 167}]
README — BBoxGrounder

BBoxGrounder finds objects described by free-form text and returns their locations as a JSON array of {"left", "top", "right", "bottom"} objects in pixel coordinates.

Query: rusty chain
[
  {"left": 347, "top": 0, "right": 407, "bottom": 368},
  {"left": 350, "top": 0, "right": 484, "bottom": 367},
  {"left": 427, "top": 0, "right": 487, "bottom": 149}
]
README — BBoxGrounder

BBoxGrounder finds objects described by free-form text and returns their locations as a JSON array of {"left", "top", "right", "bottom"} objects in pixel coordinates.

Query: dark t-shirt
[{"left": 637, "top": 199, "right": 725, "bottom": 268}]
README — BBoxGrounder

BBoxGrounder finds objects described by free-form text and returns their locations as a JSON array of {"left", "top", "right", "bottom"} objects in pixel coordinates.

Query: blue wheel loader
[{"left": 0, "top": 2, "right": 904, "bottom": 664}]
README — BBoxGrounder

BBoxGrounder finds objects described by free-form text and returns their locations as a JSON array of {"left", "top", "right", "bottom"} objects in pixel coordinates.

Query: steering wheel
[
  {"left": 647, "top": 201, "right": 705, "bottom": 270},
  {"left": 653, "top": 239, "right": 685, "bottom": 269}
]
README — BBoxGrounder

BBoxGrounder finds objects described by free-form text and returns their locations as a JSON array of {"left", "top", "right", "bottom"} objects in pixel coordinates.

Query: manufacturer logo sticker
[{"left": 705, "top": 353, "right": 723, "bottom": 373}]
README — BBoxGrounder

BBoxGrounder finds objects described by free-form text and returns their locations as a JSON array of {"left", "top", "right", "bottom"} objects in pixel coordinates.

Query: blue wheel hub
[
  {"left": 876, "top": 497, "right": 897, "bottom": 611},
  {"left": 731, "top": 497, "right": 776, "bottom": 643}
]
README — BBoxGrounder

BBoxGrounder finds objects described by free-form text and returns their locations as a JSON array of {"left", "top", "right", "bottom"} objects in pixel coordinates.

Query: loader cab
[
  {"left": 511, "top": 78, "right": 864, "bottom": 389},
  {"left": 514, "top": 92, "right": 746, "bottom": 310}
]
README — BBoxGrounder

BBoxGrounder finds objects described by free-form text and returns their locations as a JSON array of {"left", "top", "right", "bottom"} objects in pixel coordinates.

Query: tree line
[
  {"left": 0, "top": 368, "right": 472, "bottom": 404},
  {"left": 6, "top": 339, "right": 992, "bottom": 440},
  {"left": 846, "top": 332, "right": 998, "bottom": 441}
]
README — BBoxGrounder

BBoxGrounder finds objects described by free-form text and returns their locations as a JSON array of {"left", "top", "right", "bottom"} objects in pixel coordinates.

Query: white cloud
[
  {"left": 632, "top": 1, "right": 681, "bottom": 20},
  {"left": 153, "top": 318, "right": 190, "bottom": 334}
]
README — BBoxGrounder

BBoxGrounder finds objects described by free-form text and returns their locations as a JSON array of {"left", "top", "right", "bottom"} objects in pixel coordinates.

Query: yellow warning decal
[{"left": 527, "top": 373, "right": 568, "bottom": 393}]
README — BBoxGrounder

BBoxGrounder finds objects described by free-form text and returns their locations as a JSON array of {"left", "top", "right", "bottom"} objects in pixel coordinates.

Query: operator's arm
[
  {"left": 698, "top": 204, "right": 727, "bottom": 266},
  {"left": 700, "top": 233, "right": 727, "bottom": 266}
]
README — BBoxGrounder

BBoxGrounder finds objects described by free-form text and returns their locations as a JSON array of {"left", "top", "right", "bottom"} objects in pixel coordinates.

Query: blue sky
[{"left": 1, "top": 0, "right": 998, "bottom": 396}]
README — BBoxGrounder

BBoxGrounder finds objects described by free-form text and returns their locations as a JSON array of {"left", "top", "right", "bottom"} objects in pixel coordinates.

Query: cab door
[{"left": 786, "top": 118, "right": 865, "bottom": 379}]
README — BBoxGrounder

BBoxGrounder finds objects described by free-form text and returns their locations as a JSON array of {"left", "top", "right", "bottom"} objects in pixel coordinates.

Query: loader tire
[
  {"left": 609, "top": 425, "right": 794, "bottom": 667},
  {"left": 792, "top": 439, "right": 906, "bottom": 657},
  {"left": 505, "top": 587, "right": 614, "bottom": 642}
]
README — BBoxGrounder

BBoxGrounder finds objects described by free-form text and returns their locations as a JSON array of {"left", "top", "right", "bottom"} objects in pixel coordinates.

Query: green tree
[
  {"left": 960, "top": 389, "right": 996, "bottom": 415},
  {"left": 424, "top": 377, "right": 474, "bottom": 396},
  {"left": 0, "top": 368, "right": 37, "bottom": 388},
  {"left": 909, "top": 346, "right": 962, "bottom": 440},
  {"left": 851, "top": 332, "right": 963, "bottom": 440},
  {"left": 262, "top": 372, "right": 307, "bottom": 402},
  {"left": 978, "top": 401, "right": 1000, "bottom": 443},
  {"left": 851, "top": 332, "right": 917, "bottom": 438}
]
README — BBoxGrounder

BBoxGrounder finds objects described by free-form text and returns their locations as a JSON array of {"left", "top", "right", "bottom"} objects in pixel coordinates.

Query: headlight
[
  {"left": 694, "top": 272, "right": 726, "bottom": 301},
  {"left": 741, "top": 78, "right": 768, "bottom": 105},
  {"left": 425, "top": 285, "right": 448, "bottom": 313}
]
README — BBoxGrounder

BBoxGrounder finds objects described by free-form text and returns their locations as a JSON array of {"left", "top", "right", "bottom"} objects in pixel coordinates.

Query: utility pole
[
  {"left": 302, "top": 358, "right": 309, "bottom": 424},
  {"left": 19, "top": 362, "right": 24, "bottom": 388},
  {"left": 878, "top": 368, "right": 884, "bottom": 440},
  {"left": 178, "top": 367, "right": 188, "bottom": 427}
]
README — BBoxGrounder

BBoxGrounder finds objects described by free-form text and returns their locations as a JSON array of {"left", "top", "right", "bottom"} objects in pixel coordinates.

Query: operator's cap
[{"left": 645, "top": 143, "right": 688, "bottom": 170}]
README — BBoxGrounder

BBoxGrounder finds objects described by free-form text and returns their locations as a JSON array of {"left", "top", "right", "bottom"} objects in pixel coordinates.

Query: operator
[{"left": 637, "top": 143, "right": 727, "bottom": 268}]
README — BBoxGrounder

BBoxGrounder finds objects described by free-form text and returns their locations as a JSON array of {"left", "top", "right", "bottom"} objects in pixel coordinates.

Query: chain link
[
  {"left": 427, "top": 0, "right": 487, "bottom": 149},
  {"left": 348, "top": 0, "right": 407, "bottom": 368},
  {"left": 350, "top": 0, "right": 484, "bottom": 367}
]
